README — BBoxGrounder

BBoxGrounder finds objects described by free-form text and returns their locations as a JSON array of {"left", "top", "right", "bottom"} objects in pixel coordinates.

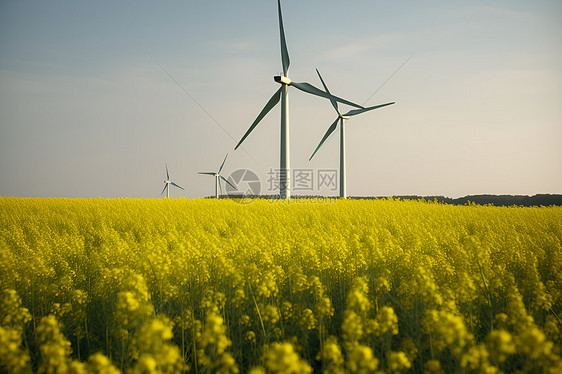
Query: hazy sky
[{"left": 1, "top": 0, "right": 561, "bottom": 198}]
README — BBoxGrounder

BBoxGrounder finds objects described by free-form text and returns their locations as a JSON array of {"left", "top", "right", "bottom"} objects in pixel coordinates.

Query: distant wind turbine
[
  {"left": 198, "top": 154, "right": 236, "bottom": 199},
  {"left": 310, "top": 69, "right": 395, "bottom": 198},
  {"left": 161, "top": 164, "right": 184, "bottom": 198},
  {"left": 235, "top": 0, "right": 364, "bottom": 199}
]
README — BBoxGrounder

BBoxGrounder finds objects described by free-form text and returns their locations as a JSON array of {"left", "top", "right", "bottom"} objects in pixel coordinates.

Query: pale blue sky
[{"left": 1, "top": 0, "right": 561, "bottom": 198}]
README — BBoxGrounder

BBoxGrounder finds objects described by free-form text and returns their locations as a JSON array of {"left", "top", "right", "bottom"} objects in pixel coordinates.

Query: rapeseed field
[{"left": 1, "top": 197, "right": 560, "bottom": 373}]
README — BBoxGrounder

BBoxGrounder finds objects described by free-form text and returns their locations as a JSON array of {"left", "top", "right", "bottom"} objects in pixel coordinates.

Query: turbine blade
[
  {"left": 291, "top": 81, "right": 363, "bottom": 109},
  {"left": 316, "top": 69, "right": 339, "bottom": 115},
  {"left": 278, "top": 0, "right": 290, "bottom": 76},
  {"left": 344, "top": 102, "right": 395, "bottom": 117},
  {"left": 165, "top": 163, "right": 169, "bottom": 180},
  {"left": 161, "top": 184, "right": 168, "bottom": 195},
  {"left": 218, "top": 154, "right": 228, "bottom": 174},
  {"left": 219, "top": 178, "right": 223, "bottom": 197},
  {"left": 198, "top": 172, "right": 216, "bottom": 175},
  {"left": 171, "top": 182, "right": 185, "bottom": 190},
  {"left": 235, "top": 88, "right": 282, "bottom": 150},
  {"left": 309, "top": 117, "right": 339, "bottom": 161},
  {"left": 221, "top": 175, "right": 236, "bottom": 190}
]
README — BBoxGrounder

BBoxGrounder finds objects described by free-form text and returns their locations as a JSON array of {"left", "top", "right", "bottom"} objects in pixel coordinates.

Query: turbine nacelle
[{"left": 274, "top": 75, "right": 291, "bottom": 85}]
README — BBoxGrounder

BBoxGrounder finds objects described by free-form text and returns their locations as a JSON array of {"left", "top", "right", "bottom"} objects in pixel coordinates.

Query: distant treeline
[
  {"left": 354, "top": 194, "right": 562, "bottom": 207},
  {"left": 217, "top": 194, "right": 562, "bottom": 206}
]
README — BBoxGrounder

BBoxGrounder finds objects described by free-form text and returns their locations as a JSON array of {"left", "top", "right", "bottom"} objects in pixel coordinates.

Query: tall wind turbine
[
  {"left": 161, "top": 164, "right": 184, "bottom": 198},
  {"left": 310, "top": 69, "right": 395, "bottom": 198},
  {"left": 235, "top": 0, "right": 364, "bottom": 199},
  {"left": 198, "top": 154, "right": 236, "bottom": 199}
]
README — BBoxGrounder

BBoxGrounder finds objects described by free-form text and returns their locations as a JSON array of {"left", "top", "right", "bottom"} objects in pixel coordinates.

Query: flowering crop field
[{"left": 1, "top": 197, "right": 561, "bottom": 373}]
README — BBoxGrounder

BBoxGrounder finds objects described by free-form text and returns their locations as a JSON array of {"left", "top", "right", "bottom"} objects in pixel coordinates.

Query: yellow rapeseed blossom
[
  {"left": 342, "top": 310, "right": 363, "bottom": 349},
  {"left": 423, "top": 309, "right": 470, "bottom": 355},
  {"left": 346, "top": 277, "right": 372, "bottom": 314},
  {"left": 0, "top": 325, "right": 31, "bottom": 373},
  {"left": 36, "top": 314, "right": 72, "bottom": 374},
  {"left": 317, "top": 336, "right": 344, "bottom": 374},
  {"left": 1, "top": 289, "right": 31, "bottom": 332},
  {"left": 388, "top": 351, "right": 411, "bottom": 372},
  {"left": 517, "top": 326, "right": 553, "bottom": 359},
  {"left": 486, "top": 329, "right": 515, "bottom": 363},
  {"left": 461, "top": 343, "right": 497, "bottom": 373},
  {"left": 300, "top": 308, "right": 317, "bottom": 330},
  {"left": 0, "top": 197, "right": 560, "bottom": 373},
  {"left": 245, "top": 331, "right": 256, "bottom": 343},
  {"left": 424, "top": 359, "right": 444, "bottom": 374},
  {"left": 87, "top": 352, "right": 120, "bottom": 374},
  {"left": 374, "top": 306, "right": 399, "bottom": 336},
  {"left": 346, "top": 344, "right": 379, "bottom": 374},
  {"left": 197, "top": 306, "right": 239, "bottom": 373},
  {"left": 0, "top": 289, "right": 31, "bottom": 373},
  {"left": 262, "top": 304, "right": 280, "bottom": 325},
  {"left": 261, "top": 341, "right": 312, "bottom": 374}
]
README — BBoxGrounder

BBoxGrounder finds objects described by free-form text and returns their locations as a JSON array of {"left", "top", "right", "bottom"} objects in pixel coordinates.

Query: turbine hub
[
  {"left": 274, "top": 75, "right": 291, "bottom": 85},
  {"left": 341, "top": 115, "right": 350, "bottom": 120}
]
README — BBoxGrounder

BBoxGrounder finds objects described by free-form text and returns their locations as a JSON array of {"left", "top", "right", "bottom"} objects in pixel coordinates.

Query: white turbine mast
[
  {"left": 235, "top": 0, "right": 364, "bottom": 199},
  {"left": 161, "top": 164, "right": 185, "bottom": 198},
  {"left": 198, "top": 154, "right": 236, "bottom": 199},
  {"left": 309, "top": 69, "right": 395, "bottom": 198}
]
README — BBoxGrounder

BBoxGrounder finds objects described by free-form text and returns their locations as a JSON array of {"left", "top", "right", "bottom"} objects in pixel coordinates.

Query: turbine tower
[
  {"left": 198, "top": 154, "right": 236, "bottom": 199},
  {"left": 310, "top": 69, "right": 395, "bottom": 198},
  {"left": 161, "top": 164, "right": 184, "bottom": 198},
  {"left": 235, "top": 0, "right": 364, "bottom": 199}
]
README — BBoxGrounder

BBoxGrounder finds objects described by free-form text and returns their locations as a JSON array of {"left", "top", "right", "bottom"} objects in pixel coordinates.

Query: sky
[{"left": 1, "top": 0, "right": 561, "bottom": 199}]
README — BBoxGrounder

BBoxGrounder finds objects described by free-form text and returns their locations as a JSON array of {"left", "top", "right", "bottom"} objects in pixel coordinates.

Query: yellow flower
[
  {"left": 301, "top": 308, "right": 317, "bottom": 330},
  {"left": 262, "top": 342, "right": 312, "bottom": 374},
  {"left": 36, "top": 314, "right": 72, "bottom": 374},
  {"left": 1, "top": 289, "right": 31, "bottom": 332},
  {"left": 517, "top": 326, "right": 553, "bottom": 359},
  {"left": 486, "top": 329, "right": 515, "bottom": 362},
  {"left": 239, "top": 314, "right": 251, "bottom": 327},
  {"left": 423, "top": 309, "right": 470, "bottom": 355},
  {"left": 346, "top": 344, "right": 379, "bottom": 374},
  {"left": 388, "top": 351, "right": 411, "bottom": 372},
  {"left": 342, "top": 311, "right": 363, "bottom": 348},
  {"left": 461, "top": 343, "right": 499, "bottom": 374},
  {"left": 346, "top": 277, "right": 372, "bottom": 314},
  {"left": 316, "top": 296, "right": 334, "bottom": 319},
  {"left": 424, "top": 359, "right": 444, "bottom": 374},
  {"left": 262, "top": 304, "right": 280, "bottom": 324},
  {"left": 317, "top": 336, "right": 344, "bottom": 374},
  {"left": 87, "top": 352, "right": 120, "bottom": 374},
  {"left": 0, "top": 325, "right": 31, "bottom": 373},
  {"left": 245, "top": 331, "right": 256, "bottom": 343},
  {"left": 375, "top": 306, "right": 399, "bottom": 336},
  {"left": 130, "top": 317, "right": 182, "bottom": 373}
]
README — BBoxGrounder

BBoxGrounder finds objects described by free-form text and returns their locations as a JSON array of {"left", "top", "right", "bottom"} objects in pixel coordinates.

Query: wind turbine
[
  {"left": 198, "top": 154, "right": 236, "bottom": 199},
  {"left": 161, "top": 164, "right": 184, "bottom": 198},
  {"left": 235, "top": 0, "right": 364, "bottom": 199},
  {"left": 310, "top": 69, "right": 395, "bottom": 198}
]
